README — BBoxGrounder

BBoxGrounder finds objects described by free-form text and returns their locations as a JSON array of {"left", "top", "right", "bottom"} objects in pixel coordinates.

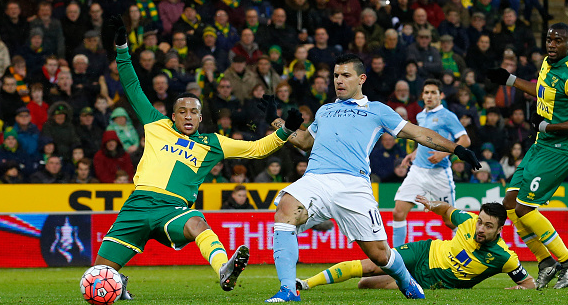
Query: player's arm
[
  {"left": 220, "top": 110, "right": 304, "bottom": 158},
  {"left": 428, "top": 134, "right": 471, "bottom": 164},
  {"left": 505, "top": 264, "right": 535, "bottom": 290},
  {"left": 531, "top": 119, "right": 568, "bottom": 134},
  {"left": 486, "top": 67, "right": 538, "bottom": 97},
  {"left": 108, "top": 15, "right": 164, "bottom": 125},
  {"left": 397, "top": 123, "right": 481, "bottom": 169},
  {"left": 415, "top": 195, "right": 455, "bottom": 222},
  {"left": 271, "top": 118, "right": 314, "bottom": 150}
]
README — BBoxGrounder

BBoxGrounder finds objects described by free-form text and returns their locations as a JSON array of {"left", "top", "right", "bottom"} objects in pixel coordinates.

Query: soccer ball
[{"left": 80, "top": 265, "right": 123, "bottom": 305}]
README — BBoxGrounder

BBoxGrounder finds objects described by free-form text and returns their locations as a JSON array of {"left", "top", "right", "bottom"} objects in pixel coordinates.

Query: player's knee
[
  {"left": 514, "top": 204, "right": 534, "bottom": 218},
  {"left": 358, "top": 278, "right": 374, "bottom": 289},
  {"left": 183, "top": 216, "right": 211, "bottom": 240},
  {"left": 274, "top": 195, "right": 307, "bottom": 225},
  {"left": 392, "top": 201, "right": 411, "bottom": 221},
  {"left": 369, "top": 251, "right": 390, "bottom": 267},
  {"left": 392, "top": 207, "right": 407, "bottom": 221}
]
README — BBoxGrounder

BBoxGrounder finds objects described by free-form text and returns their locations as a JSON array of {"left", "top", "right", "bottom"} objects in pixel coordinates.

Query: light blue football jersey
[
  {"left": 306, "top": 96, "right": 407, "bottom": 180},
  {"left": 413, "top": 105, "right": 467, "bottom": 169}
]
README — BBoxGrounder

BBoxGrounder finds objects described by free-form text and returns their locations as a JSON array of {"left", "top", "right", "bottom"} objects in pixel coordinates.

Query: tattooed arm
[
  {"left": 397, "top": 122, "right": 458, "bottom": 153},
  {"left": 271, "top": 118, "right": 314, "bottom": 151}
]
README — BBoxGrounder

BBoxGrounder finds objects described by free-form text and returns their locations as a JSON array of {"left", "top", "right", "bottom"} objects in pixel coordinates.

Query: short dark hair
[
  {"left": 550, "top": 22, "right": 568, "bottom": 33},
  {"left": 422, "top": 78, "right": 442, "bottom": 92},
  {"left": 77, "top": 158, "right": 92, "bottom": 168},
  {"left": 480, "top": 202, "right": 507, "bottom": 227},
  {"left": 173, "top": 92, "right": 201, "bottom": 112},
  {"left": 334, "top": 53, "right": 365, "bottom": 75},
  {"left": 233, "top": 184, "right": 246, "bottom": 192}
]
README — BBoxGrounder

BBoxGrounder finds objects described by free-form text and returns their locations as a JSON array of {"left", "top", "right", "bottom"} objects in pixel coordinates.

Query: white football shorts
[
  {"left": 274, "top": 172, "right": 387, "bottom": 243},
  {"left": 394, "top": 165, "right": 456, "bottom": 206}
]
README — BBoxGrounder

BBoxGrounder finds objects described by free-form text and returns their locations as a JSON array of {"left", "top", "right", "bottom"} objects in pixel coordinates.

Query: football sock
[
  {"left": 507, "top": 209, "right": 550, "bottom": 262},
  {"left": 392, "top": 221, "right": 407, "bottom": 247},
  {"left": 380, "top": 249, "right": 412, "bottom": 290},
  {"left": 519, "top": 209, "right": 568, "bottom": 263},
  {"left": 195, "top": 229, "right": 228, "bottom": 275},
  {"left": 305, "top": 260, "right": 363, "bottom": 288},
  {"left": 273, "top": 223, "right": 298, "bottom": 294}
]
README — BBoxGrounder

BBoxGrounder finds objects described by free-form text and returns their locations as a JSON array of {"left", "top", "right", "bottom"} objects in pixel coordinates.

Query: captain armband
[{"left": 508, "top": 264, "right": 528, "bottom": 283}]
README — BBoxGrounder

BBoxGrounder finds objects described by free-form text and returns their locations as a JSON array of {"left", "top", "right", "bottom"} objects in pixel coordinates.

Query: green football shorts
[
  {"left": 98, "top": 190, "right": 205, "bottom": 267},
  {"left": 508, "top": 145, "right": 568, "bottom": 208},
  {"left": 395, "top": 239, "right": 442, "bottom": 289}
]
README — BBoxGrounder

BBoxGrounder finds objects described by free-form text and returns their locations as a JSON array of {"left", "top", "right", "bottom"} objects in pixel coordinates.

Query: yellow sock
[
  {"left": 520, "top": 209, "right": 568, "bottom": 262},
  {"left": 507, "top": 209, "right": 551, "bottom": 262},
  {"left": 195, "top": 229, "right": 228, "bottom": 275},
  {"left": 305, "top": 260, "right": 363, "bottom": 288}
]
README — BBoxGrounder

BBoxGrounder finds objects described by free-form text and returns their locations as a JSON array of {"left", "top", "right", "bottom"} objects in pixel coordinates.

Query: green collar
[{"left": 547, "top": 55, "right": 568, "bottom": 67}]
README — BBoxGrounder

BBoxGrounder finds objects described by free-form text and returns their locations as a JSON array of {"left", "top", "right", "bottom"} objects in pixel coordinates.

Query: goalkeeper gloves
[
  {"left": 108, "top": 15, "right": 127, "bottom": 46},
  {"left": 257, "top": 95, "right": 279, "bottom": 124}
]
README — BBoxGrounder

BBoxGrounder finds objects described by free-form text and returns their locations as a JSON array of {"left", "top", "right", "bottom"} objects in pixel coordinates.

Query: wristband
[
  {"left": 506, "top": 74, "right": 517, "bottom": 86},
  {"left": 116, "top": 43, "right": 128, "bottom": 50},
  {"left": 282, "top": 126, "right": 294, "bottom": 136},
  {"left": 539, "top": 121, "right": 549, "bottom": 133}
]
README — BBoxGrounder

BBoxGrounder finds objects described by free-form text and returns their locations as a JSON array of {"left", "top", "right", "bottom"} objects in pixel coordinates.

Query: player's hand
[
  {"left": 454, "top": 145, "right": 481, "bottom": 170},
  {"left": 486, "top": 67, "right": 516, "bottom": 86},
  {"left": 415, "top": 195, "right": 430, "bottom": 211},
  {"left": 401, "top": 153, "right": 414, "bottom": 168},
  {"left": 284, "top": 108, "right": 304, "bottom": 131},
  {"left": 108, "top": 15, "right": 127, "bottom": 46},
  {"left": 427, "top": 151, "right": 450, "bottom": 164},
  {"left": 257, "top": 94, "right": 279, "bottom": 124}
]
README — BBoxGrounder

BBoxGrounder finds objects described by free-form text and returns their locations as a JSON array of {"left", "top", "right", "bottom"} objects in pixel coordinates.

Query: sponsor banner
[
  {"left": 2, "top": 211, "right": 568, "bottom": 267},
  {"left": 0, "top": 183, "right": 313, "bottom": 212},
  {"left": 378, "top": 183, "right": 568, "bottom": 209},
  {"left": 2, "top": 183, "right": 567, "bottom": 213}
]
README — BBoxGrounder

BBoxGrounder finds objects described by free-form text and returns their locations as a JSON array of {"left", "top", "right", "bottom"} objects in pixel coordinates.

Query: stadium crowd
[{"left": 0, "top": 0, "right": 549, "bottom": 186}]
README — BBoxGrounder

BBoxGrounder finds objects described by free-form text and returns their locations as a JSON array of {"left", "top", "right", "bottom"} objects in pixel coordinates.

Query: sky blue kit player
[
  {"left": 261, "top": 54, "right": 481, "bottom": 302},
  {"left": 392, "top": 79, "right": 471, "bottom": 247}
]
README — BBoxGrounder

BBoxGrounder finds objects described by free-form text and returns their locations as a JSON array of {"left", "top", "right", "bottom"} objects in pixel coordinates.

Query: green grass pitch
[{"left": 1, "top": 262, "right": 567, "bottom": 304}]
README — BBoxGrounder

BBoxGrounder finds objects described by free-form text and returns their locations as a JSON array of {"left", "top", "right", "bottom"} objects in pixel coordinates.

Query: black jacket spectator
[
  {"left": 41, "top": 102, "right": 81, "bottom": 161},
  {"left": 491, "top": 17, "right": 535, "bottom": 59},
  {"left": 0, "top": 3, "right": 30, "bottom": 55},
  {"left": 75, "top": 108, "right": 104, "bottom": 159}
]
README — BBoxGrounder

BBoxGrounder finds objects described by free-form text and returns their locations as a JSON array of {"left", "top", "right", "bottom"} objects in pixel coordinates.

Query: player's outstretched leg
[
  {"left": 296, "top": 260, "right": 363, "bottom": 291},
  {"left": 265, "top": 223, "right": 301, "bottom": 302},
  {"left": 518, "top": 209, "right": 568, "bottom": 289},
  {"left": 119, "top": 273, "right": 134, "bottom": 300},
  {"left": 380, "top": 249, "right": 425, "bottom": 299},
  {"left": 220, "top": 245, "right": 250, "bottom": 291}
]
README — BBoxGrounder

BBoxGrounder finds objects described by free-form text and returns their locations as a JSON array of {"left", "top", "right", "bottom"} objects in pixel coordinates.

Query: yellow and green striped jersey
[
  {"left": 428, "top": 210, "right": 522, "bottom": 288},
  {"left": 117, "top": 48, "right": 289, "bottom": 204},
  {"left": 535, "top": 56, "right": 568, "bottom": 151}
]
